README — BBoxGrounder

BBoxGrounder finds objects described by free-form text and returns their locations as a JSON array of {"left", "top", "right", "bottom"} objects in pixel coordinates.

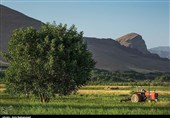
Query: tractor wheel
[{"left": 131, "top": 94, "right": 141, "bottom": 103}]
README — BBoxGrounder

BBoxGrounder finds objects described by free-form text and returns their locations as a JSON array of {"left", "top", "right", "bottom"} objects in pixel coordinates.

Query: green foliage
[
  {"left": 2, "top": 23, "right": 95, "bottom": 102},
  {"left": 88, "top": 69, "right": 170, "bottom": 86},
  {"left": 154, "top": 74, "right": 170, "bottom": 82},
  {"left": 0, "top": 71, "right": 5, "bottom": 82}
]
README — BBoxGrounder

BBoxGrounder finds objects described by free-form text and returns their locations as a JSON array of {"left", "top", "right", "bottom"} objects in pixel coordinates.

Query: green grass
[{"left": 0, "top": 86, "right": 170, "bottom": 115}]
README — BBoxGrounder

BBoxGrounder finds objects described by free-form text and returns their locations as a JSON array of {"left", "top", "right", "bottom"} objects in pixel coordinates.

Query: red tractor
[
  {"left": 120, "top": 85, "right": 159, "bottom": 103},
  {"left": 130, "top": 89, "right": 159, "bottom": 102}
]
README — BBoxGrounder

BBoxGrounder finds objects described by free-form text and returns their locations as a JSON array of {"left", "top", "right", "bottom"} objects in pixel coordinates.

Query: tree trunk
[
  {"left": 40, "top": 94, "right": 45, "bottom": 103},
  {"left": 40, "top": 93, "right": 50, "bottom": 103}
]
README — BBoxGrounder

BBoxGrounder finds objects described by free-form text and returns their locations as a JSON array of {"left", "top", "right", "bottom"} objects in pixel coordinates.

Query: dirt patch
[
  {"left": 78, "top": 90, "right": 130, "bottom": 95},
  {"left": 78, "top": 89, "right": 170, "bottom": 95}
]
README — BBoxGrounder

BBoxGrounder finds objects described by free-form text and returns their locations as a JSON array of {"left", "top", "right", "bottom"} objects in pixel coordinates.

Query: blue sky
[{"left": 1, "top": 0, "right": 169, "bottom": 48}]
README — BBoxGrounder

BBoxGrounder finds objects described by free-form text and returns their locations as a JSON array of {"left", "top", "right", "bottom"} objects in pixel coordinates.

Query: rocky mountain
[
  {"left": 84, "top": 37, "right": 170, "bottom": 73},
  {"left": 149, "top": 46, "right": 170, "bottom": 59},
  {"left": 0, "top": 4, "right": 170, "bottom": 73},
  {"left": 116, "top": 33, "right": 150, "bottom": 54}
]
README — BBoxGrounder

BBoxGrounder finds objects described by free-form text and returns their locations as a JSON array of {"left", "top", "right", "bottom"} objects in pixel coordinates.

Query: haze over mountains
[
  {"left": 0, "top": 4, "right": 170, "bottom": 73},
  {"left": 149, "top": 46, "right": 170, "bottom": 59}
]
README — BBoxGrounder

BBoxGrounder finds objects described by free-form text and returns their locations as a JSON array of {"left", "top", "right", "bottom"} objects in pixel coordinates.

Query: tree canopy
[{"left": 3, "top": 23, "right": 95, "bottom": 102}]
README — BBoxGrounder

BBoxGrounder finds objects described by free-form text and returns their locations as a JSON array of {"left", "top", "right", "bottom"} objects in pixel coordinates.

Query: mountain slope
[
  {"left": 149, "top": 46, "right": 170, "bottom": 59},
  {"left": 84, "top": 37, "right": 170, "bottom": 73},
  {"left": 0, "top": 4, "right": 42, "bottom": 53}
]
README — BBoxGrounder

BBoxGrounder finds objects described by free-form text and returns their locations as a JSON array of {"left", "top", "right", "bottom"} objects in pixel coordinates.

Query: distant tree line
[
  {"left": 87, "top": 69, "right": 170, "bottom": 86},
  {"left": 1, "top": 67, "right": 170, "bottom": 85}
]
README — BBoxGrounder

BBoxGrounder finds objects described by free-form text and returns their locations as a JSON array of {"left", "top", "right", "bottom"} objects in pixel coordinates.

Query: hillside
[
  {"left": 0, "top": 4, "right": 42, "bottom": 53},
  {"left": 84, "top": 37, "right": 170, "bottom": 73}
]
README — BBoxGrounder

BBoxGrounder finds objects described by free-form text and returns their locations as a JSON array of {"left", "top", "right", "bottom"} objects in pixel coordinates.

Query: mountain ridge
[
  {"left": 84, "top": 37, "right": 170, "bottom": 73},
  {"left": 0, "top": 4, "right": 42, "bottom": 52}
]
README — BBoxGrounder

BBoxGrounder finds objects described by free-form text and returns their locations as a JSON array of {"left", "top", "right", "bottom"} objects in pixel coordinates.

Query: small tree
[{"left": 3, "top": 23, "right": 95, "bottom": 102}]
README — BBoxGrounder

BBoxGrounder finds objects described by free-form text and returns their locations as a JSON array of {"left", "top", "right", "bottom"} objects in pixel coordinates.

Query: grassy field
[{"left": 0, "top": 85, "right": 170, "bottom": 115}]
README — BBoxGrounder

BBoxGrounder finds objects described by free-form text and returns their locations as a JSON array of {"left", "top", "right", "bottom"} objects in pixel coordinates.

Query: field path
[{"left": 78, "top": 90, "right": 130, "bottom": 94}]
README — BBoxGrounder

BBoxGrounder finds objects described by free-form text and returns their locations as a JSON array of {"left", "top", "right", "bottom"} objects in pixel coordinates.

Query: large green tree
[{"left": 3, "top": 23, "right": 95, "bottom": 102}]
